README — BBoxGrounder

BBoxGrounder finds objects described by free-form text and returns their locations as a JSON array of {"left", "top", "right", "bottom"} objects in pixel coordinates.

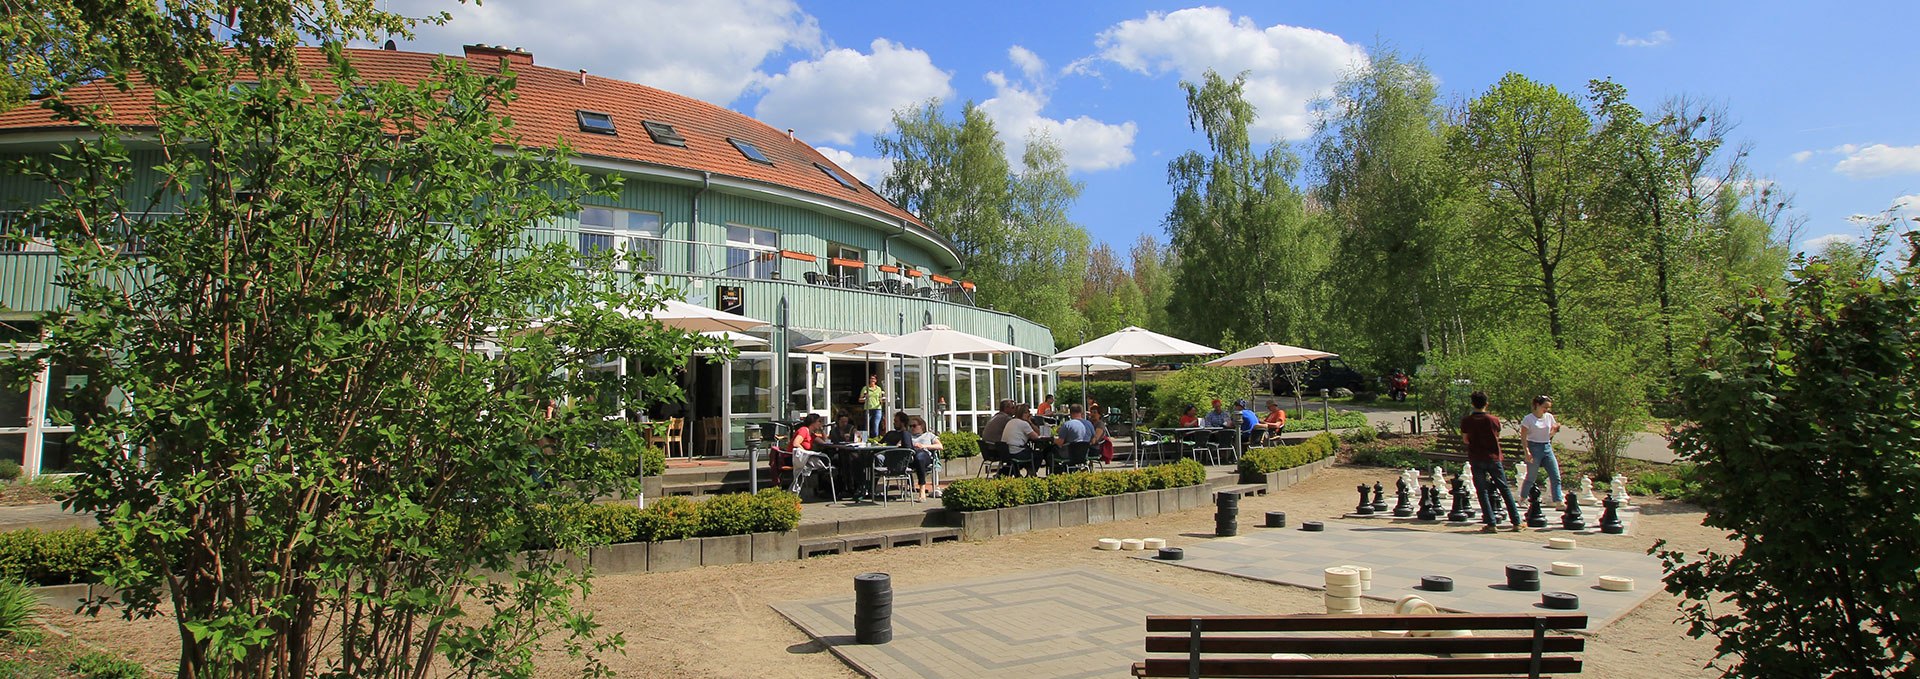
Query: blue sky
[{"left": 388, "top": 1, "right": 1920, "bottom": 255}]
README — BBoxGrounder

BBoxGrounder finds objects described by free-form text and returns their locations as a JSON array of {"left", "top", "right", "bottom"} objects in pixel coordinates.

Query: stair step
[
  {"left": 797, "top": 526, "right": 963, "bottom": 559},
  {"left": 1217, "top": 483, "right": 1268, "bottom": 498}
]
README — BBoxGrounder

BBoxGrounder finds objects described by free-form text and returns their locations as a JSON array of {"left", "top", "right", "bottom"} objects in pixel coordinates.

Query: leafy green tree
[
  {"left": 1448, "top": 73, "right": 1604, "bottom": 350},
  {"left": 1312, "top": 49, "right": 1465, "bottom": 373},
  {"left": 1164, "top": 70, "right": 1329, "bottom": 348},
  {"left": 875, "top": 105, "right": 1090, "bottom": 345},
  {"left": 1, "top": 1, "right": 707, "bottom": 676},
  {"left": 1128, "top": 234, "right": 1174, "bottom": 333},
  {"left": 1078, "top": 242, "right": 1146, "bottom": 338},
  {"left": 1553, "top": 349, "right": 1650, "bottom": 482},
  {"left": 1660, "top": 227, "right": 1920, "bottom": 677}
]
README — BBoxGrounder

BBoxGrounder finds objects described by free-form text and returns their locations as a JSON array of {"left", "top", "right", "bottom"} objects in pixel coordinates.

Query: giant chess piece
[
  {"left": 1599, "top": 495, "right": 1625, "bottom": 534},
  {"left": 1355, "top": 484, "right": 1375, "bottom": 515},
  {"left": 1371, "top": 481, "right": 1389, "bottom": 513},
  {"left": 1515, "top": 461, "right": 1530, "bottom": 493},
  {"left": 1431, "top": 465, "right": 1445, "bottom": 489},
  {"left": 1560, "top": 491, "right": 1587, "bottom": 530},
  {"left": 1446, "top": 478, "right": 1469, "bottom": 522},
  {"left": 1610, "top": 476, "right": 1632, "bottom": 505},
  {"left": 1580, "top": 475, "right": 1599, "bottom": 506},
  {"left": 1416, "top": 486, "right": 1439, "bottom": 521},
  {"left": 1524, "top": 484, "right": 1548, "bottom": 528},
  {"left": 1392, "top": 478, "right": 1414, "bottom": 517},
  {"left": 1460, "top": 472, "right": 1479, "bottom": 518}
]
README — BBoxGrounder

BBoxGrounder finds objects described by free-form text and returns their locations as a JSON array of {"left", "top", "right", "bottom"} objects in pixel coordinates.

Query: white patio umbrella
[
  {"left": 695, "top": 331, "right": 768, "bottom": 353},
  {"left": 1204, "top": 342, "right": 1337, "bottom": 403},
  {"left": 1051, "top": 327, "right": 1222, "bottom": 466},
  {"left": 1041, "top": 356, "right": 1135, "bottom": 416},
  {"left": 795, "top": 332, "right": 897, "bottom": 409},
  {"left": 637, "top": 299, "right": 767, "bottom": 333},
  {"left": 852, "top": 324, "right": 1024, "bottom": 424}
]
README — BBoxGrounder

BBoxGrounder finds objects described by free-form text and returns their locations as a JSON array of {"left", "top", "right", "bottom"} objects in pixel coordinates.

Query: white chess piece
[
  {"left": 1461, "top": 469, "right": 1478, "bottom": 505},
  {"left": 1431, "top": 465, "right": 1444, "bottom": 488},
  {"left": 1580, "top": 475, "right": 1599, "bottom": 506},
  {"left": 1611, "top": 476, "right": 1631, "bottom": 504},
  {"left": 1515, "top": 461, "right": 1529, "bottom": 492}
]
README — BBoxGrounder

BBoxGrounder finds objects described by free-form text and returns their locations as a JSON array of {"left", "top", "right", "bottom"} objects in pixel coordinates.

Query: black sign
[{"left": 717, "top": 285, "right": 745, "bottom": 314}]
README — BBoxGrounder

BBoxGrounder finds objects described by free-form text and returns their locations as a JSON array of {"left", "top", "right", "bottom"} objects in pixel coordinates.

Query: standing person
[
  {"left": 1036, "top": 394, "right": 1056, "bottom": 417},
  {"left": 859, "top": 374, "right": 886, "bottom": 440},
  {"left": 1520, "top": 395, "right": 1565, "bottom": 506},
  {"left": 1461, "top": 391, "right": 1520, "bottom": 532}
]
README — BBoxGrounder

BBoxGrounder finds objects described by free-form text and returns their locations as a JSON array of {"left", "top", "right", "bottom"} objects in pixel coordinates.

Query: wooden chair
[
  {"left": 647, "top": 417, "right": 686, "bottom": 458},
  {"left": 698, "top": 417, "right": 727, "bottom": 457},
  {"left": 1133, "top": 612, "right": 1587, "bottom": 679}
]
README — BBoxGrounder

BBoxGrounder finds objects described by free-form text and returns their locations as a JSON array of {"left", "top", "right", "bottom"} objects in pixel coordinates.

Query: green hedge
[
  {"left": 1057, "top": 381, "right": 1153, "bottom": 415},
  {"left": 1281, "top": 408, "right": 1369, "bottom": 432},
  {"left": 940, "top": 459, "right": 1207, "bottom": 512},
  {"left": 1236, "top": 433, "right": 1340, "bottom": 477},
  {"left": 0, "top": 529, "right": 111, "bottom": 586},
  {"left": 937, "top": 431, "right": 981, "bottom": 460},
  {"left": 515, "top": 488, "right": 804, "bottom": 550}
]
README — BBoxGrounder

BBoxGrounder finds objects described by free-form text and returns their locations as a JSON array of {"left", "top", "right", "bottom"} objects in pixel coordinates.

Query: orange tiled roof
[{"left": 0, "top": 45, "right": 927, "bottom": 234}]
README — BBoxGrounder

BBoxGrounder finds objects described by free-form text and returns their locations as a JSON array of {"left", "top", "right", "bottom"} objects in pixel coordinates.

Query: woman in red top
[
  {"left": 1178, "top": 405, "right": 1201, "bottom": 428},
  {"left": 788, "top": 414, "right": 823, "bottom": 494}
]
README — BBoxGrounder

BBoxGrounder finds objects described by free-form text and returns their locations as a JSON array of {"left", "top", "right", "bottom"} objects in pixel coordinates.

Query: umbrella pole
[
  {"left": 1079, "top": 358, "right": 1087, "bottom": 414},
  {"left": 1130, "top": 368, "right": 1140, "bottom": 468}
]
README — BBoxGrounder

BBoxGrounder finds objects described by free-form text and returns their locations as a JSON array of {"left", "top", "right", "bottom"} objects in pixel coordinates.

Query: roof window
[
  {"left": 576, "top": 110, "right": 616, "bottom": 135},
  {"left": 642, "top": 120, "right": 686, "bottom": 147},
  {"left": 729, "top": 137, "right": 773, "bottom": 165},
  {"left": 816, "top": 163, "right": 858, "bottom": 191}
]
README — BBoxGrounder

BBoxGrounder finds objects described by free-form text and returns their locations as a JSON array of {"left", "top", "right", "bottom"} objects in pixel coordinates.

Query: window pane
[
  {"left": 0, "top": 434, "right": 21, "bottom": 466},
  {"left": 626, "top": 212, "right": 662, "bottom": 235},
  {"left": 731, "top": 358, "right": 770, "bottom": 415},
  {"left": 955, "top": 369, "right": 973, "bottom": 412},
  {"left": 726, "top": 225, "right": 750, "bottom": 244},
  {"left": 786, "top": 358, "right": 808, "bottom": 415},
  {"left": 903, "top": 361, "right": 921, "bottom": 413},
  {"left": 45, "top": 359, "right": 107, "bottom": 427},
  {"left": 579, "top": 232, "right": 615, "bottom": 257},
  {"left": 753, "top": 229, "right": 778, "bottom": 247},
  {"left": 0, "top": 372, "right": 27, "bottom": 428},
  {"left": 38, "top": 432, "right": 78, "bottom": 474},
  {"left": 581, "top": 208, "right": 614, "bottom": 228}
]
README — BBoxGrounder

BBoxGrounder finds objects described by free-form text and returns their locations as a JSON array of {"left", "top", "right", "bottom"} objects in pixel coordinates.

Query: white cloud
[
  {"left": 1790, "top": 150, "right": 1814, "bottom": 163},
  {"left": 814, "top": 146, "right": 893, "bottom": 185},
  {"left": 1803, "top": 233, "right": 1857, "bottom": 251},
  {"left": 754, "top": 39, "right": 953, "bottom": 146},
  {"left": 1890, "top": 194, "right": 1920, "bottom": 221},
  {"left": 1083, "top": 8, "right": 1366, "bottom": 142},
  {"left": 1832, "top": 143, "right": 1920, "bottom": 178},
  {"left": 389, "top": 0, "right": 822, "bottom": 105},
  {"left": 978, "top": 47, "right": 1137, "bottom": 172},
  {"left": 1616, "top": 30, "right": 1672, "bottom": 48}
]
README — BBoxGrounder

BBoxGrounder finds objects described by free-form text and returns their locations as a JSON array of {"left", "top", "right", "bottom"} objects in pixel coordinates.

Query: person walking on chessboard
[{"left": 1461, "top": 390, "right": 1521, "bottom": 532}]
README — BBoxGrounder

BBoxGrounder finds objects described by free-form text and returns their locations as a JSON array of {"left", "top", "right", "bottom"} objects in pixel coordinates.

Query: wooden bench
[
  {"left": 1133, "top": 613, "right": 1587, "bottom": 678},
  {"left": 1425, "top": 437, "right": 1526, "bottom": 463}
]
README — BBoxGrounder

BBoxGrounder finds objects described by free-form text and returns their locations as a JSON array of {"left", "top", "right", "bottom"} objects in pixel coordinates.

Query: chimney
[
  {"left": 461, "top": 44, "right": 533, "bottom": 68},
  {"left": 578, "top": 69, "right": 588, "bottom": 86},
  {"left": 787, "top": 128, "right": 795, "bottom": 141}
]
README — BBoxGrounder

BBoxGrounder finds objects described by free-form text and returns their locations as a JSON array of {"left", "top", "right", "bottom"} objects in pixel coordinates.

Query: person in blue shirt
[
  {"left": 1054, "top": 404, "right": 1093, "bottom": 446},
  {"left": 1203, "top": 398, "right": 1231, "bottom": 428},
  {"left": 1236, "top": 399, "right": 1260, "bottom": 444}
]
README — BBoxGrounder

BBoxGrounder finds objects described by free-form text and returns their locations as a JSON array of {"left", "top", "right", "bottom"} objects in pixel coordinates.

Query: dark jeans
[{"left": 1470, "top": 459, "right": 1519, "bottom": 526}]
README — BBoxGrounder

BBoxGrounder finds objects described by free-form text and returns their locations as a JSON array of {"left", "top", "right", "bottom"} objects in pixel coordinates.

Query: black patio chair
[{"left": 871, "top": 448, "right": 916, "bottom": 504}]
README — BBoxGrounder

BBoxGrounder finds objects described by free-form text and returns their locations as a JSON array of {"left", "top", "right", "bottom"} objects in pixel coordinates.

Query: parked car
[{"left": 1272, "top": 357, "right": 1368, "bottom": 395}]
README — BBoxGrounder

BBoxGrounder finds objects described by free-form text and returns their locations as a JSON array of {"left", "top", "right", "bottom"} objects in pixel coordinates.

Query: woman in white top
[
  {"left": 910, "top": 416, "right": 943, "bottom": 497},
  {"left": 1520, "top": 395, "right": 1564, "bottom": 504}
]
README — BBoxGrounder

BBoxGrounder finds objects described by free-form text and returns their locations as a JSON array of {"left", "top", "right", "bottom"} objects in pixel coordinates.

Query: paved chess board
[
  {"left": 1131, "top": 520, "right": 1663, "bottom": 629},
  {"left": 1341, "top": 502, "right": 1643, "bottom": 536},
  {"left": 775, "top": 570, "right": 1252, "bottom": 679}
]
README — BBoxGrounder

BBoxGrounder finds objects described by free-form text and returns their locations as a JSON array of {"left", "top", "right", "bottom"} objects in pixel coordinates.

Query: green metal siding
[{"left": 668, "top": 275, "right": 1052, "bottom": 353}]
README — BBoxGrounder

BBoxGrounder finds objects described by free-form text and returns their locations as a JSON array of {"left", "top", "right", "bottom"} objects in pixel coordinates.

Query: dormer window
[
  {"left": 816, "top": 163, "right": 858, "bottom": 191},
  {"left": 642, "top": 120, "right": 686, "bottom": 147},
  {"left": 729, "top": 137, "right": 773, "bottom": 165},
  {"left": 576, "top": 110, "right": 616, "bottom": 135}
]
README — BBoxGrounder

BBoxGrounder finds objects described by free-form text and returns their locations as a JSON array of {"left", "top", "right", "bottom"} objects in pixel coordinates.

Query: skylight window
[
  {"left": 642, "top": 120, "right": 687, "bottom": 147},
  {"left": 729, "top": 137, "right": 773, "bottom": 165},
  {"left": 816, "top": 163, "right": 858, "bottom": 191},
  {"left": 576, "top": 110, "right": 616, "bottom": 135}
]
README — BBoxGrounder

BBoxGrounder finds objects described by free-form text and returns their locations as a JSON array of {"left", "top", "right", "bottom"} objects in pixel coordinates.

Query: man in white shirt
[
  {"left": 1000, "top": 404, "right": 1043, "bottom": 477},
  {"left": 1520, "top": 395, "right": 1565, "bottom": 505}
]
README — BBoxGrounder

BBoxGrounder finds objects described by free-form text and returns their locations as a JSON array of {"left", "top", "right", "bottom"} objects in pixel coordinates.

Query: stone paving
[
  {"left": 774, "top": 569, "right": 1252, "bottom": 679},
  {"left": 1132, "top": 519, "right": 1663, "bottom": 629}
]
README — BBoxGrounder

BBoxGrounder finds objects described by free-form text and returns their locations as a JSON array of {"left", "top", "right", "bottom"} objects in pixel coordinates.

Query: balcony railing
[{"left": 1, "top": 212, "right": 980, "bottom": 307}]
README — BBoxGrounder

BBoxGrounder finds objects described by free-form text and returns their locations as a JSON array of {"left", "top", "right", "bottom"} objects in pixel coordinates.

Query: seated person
[
  {"left": 1178, "top": 404, "right": 1201, "bottom": 428},
  {"left": 1259, "top": 400, "right": 1288, "bottom": 441},
  {"left": 1203, "top": 399, "right": 1231, "bottom": 428},
  {"left": 827, "top": 413, "right": 860, "bottom": 444},
  {"left": 1000, "top": 405, "right": 1044, "bottom": 477},
  {"left": 787, "top": 414, "right": 824, "bottom": 495},
  {"left": 879, "top": 410, "right": 930, "bottom": 497},
  {"left": 1235, "top": 399, "right": 1260, "bottom": 445},
  {"left": 1088, "top": 405, "right": 1115, "bottom": 464},
  {"left": 910, "top": 416, "right": 943, "bottom": 498}
]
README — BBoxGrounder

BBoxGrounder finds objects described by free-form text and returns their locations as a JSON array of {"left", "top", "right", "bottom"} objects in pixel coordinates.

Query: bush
[
  {"left": 940, "top": 459, "right": 1208, "bottom": 512},
  {"left": 632, "top": 496, "right": 701, "bottom": 542},
  {"left": 937, "top": 430, "right": 981, "bottom": 460},
  {"left": 66, "top": 652, "right": 149, "bottom": 679},
  {"left": 1628, "top": 467, "right": 1697, "bottom": 502},
  {"left": 0, "top": 579, "right": 38, "bottom": 639},
  {"left": 747, "top": 489, "right": 801, "bottom": 533},
  {"left": 696, "top": 493, "right": 757, "bottom": 538},
  {"left": 1282, "top": 408, "right": 1368, "bottom": 432},
  {"left": 1340, "top": 426, "right": 1378, "bottom": 444},
  {"left": 1237, "top": 433, "right": 1339, "bottom": 477},
  {"left": 0, "top": 461, "right": 19, "bottom": 482},
  {"left": 1150, "top": 366, "right": 1245, "bottom": 427},
  {"left": 1349, "top": 445, "right": 1430, "bottom": 470},
  {"left": 1057, "top": 381, "right": 1152, "bottom": 416},
  {"left": 640, "top": 444, "right": 666, "bottom": 477},
  {"left": 0, "top": 529, "right": 110, "bottom": 586}
]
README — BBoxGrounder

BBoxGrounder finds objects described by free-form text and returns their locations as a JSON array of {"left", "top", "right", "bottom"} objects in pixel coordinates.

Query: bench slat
[
  {"left": 1145, "top": 614, "right": 1588, "bottom": 633},
  {"left": 1135, "top": 656, "right": 1582, "bottom": 677},
  {"left": 1145, "top": 634, "right": 1585, "bottom": 655}
]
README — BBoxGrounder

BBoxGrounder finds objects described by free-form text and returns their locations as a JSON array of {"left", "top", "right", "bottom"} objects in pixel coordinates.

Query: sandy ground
[{"left": 44, "top": 464, "right": 1735, "bottom": 678}]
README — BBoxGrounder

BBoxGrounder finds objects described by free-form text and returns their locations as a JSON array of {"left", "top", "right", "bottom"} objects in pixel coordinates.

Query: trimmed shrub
[
  {"left": 940, "top": 459, "right": 1208, "bottom": 512},
  {"left": 696, "top": 493, "right": 757, "bottom": 538},
  {"left": 640, "top": 444, "right": 666, "bottom": 477},
  {"left": 0, "top": 529, "right": 111, "bottom": 586},
  {"left": 1340, "top": 426, "right": 1378, "bottom": 444},
  {"left": 633, "top": 496, "right": 701, "bottom": 542},
  {"left": 65, "top": 652, "right": 148, "bottom": 679},
  {"left": 747, "top": 489, "right": 802, "bottom": 533},
  {"left": 1282, "top": 408, "right": 1368, "bottom": 432},
  {"left": 937, "top": 430, "right": 981, "bottom": 460},
  {"left": 1237, "top": 433, "right": 1340, "bottom": 477},
  {"left": 0, "top": 461, "right": 20, "bottom": 482}
]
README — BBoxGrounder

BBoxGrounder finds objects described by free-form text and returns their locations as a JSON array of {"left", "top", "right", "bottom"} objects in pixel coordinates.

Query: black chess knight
[
  {"left": 1599, "top": 495, "right": 1625, "bottom": 534},
  {"left": 1524, "top": 484, "right": 1547, "bottom": 528}
]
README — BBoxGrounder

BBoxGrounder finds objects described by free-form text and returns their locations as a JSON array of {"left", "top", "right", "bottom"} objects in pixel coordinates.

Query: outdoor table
[{"left": 816, "top": 442, "right": 889, "bottom": 501}]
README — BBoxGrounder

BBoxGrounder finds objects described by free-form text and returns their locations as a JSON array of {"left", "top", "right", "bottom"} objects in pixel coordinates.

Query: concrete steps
[{"left": 800, "top": 527, "right": 962, "bottom": 558}]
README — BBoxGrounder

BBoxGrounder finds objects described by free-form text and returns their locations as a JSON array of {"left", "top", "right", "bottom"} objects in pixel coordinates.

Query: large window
[
  {"left": 731, "top": 356, "right": 772, "bottom": 416},
  {"left": 725, "top": 224, "right": 779, "bottom": 280},
  {"left": 828, "top": 243, "right": 864, "bottom": 283},
  {"left": 579, "top": 207, "right": 664, "bottom": 271}
]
